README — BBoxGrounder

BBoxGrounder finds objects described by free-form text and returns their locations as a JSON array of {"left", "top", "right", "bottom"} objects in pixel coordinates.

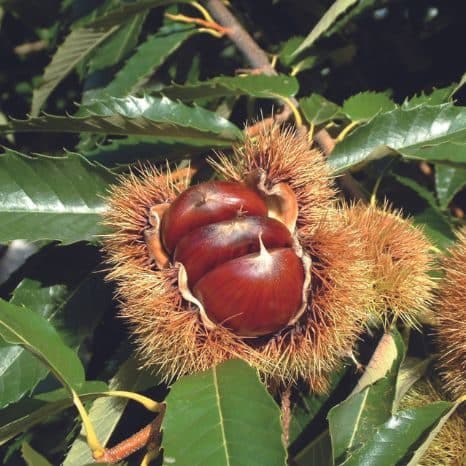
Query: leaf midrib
[{"left": 212, "top": 366, "right": 231, "bottom": 466}]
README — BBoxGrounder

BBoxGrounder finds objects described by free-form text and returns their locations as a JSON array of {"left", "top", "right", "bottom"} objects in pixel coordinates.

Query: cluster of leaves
[{"left": 0, "top": 0, "right": 465, "bottom": 465}]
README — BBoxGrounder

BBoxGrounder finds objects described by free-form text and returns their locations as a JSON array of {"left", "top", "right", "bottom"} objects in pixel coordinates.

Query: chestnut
[
  {"left": 173, "top": 216, "right": 293, "bottom": 287},
  {"left": 160, "top": 181, "right": 268, "bottom": 253},
  {"left": 193, "top": 245, "right": 305, "bottom": 336},
  {"left": 159, "top": 180, "right": 310, "bottom": 337}
]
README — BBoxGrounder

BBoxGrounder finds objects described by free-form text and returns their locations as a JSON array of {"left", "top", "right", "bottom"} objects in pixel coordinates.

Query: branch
[
  {"left": 203, "top": 0, "right": 366, "bottom": 201},
  {"left": 204, "top": 0, "right": 274, "bottom": 74}
]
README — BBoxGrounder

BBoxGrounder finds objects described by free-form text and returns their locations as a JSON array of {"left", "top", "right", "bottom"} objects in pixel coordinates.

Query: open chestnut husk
[{"left": 103, "top": 125, "right": 433, "bottom": 391}]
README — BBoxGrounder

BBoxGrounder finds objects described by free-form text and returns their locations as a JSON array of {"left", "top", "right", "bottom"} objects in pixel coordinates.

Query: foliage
[{"left": 0, "top": 0, "right": 465, "bottom": 465}]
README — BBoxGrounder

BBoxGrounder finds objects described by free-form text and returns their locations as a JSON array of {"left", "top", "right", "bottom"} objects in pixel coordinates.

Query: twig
[
  {"left": 204, "top": 0, "right": 274, "bottom": 74},
  {"left": 203, "top": 0, "right": 366, "bottom": 200},
  {"left": 94, "top": 405, "right": 165, "bottom": 464}
]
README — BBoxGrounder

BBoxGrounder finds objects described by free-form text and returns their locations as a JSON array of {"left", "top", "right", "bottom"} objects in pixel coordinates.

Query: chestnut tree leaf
[
  {"left": 435, "top": 164, "right": 466, "bottom": 209},
  {"left": 293, "top": 431, "right": 332, "bottom": 466},
  {"left": 328, "top": 103, "right": 466, "bottom": 174},
  {"left": 31, "top": 26, "right": 120, "bottom": 117},
  {"left": 292, "top": 0, "right": 359, "bottom": 57},
  {"left": 393, "top": 175, "right": 455, "bottom": 249},
  {"left": 328, "top": 330, "right": 405, "bottom": 464},
  {"left": 299, "top": 94, "right": 342, "bottom": 125},
  {"left": 0, "top": 299, "right": 85, "bottom": 393},
  {"left": 0, "top": 150, "right": 115, "bottom": 244},
  {"left": 101, "top": 24, "right": 196, "bottom": 97},
  {"left": 0, "top": 276, "right": 112, "bottom": 409},
  {"left": 341, "top": 91, "right": 395, "bottom": 121},
  {"left": 31, "top": 0, "right": 187, "bottom": 116},
  {"left": 21, "top": 442, "right": 53, "bottom": 466},
  {"left": 339, "top": 402, "right": 454, "bottom": 466},
  {"left": 0, "top": 381, "right": 107, "bottom": 445},
  {"left": 86, "top": 13, "right": 147, "bottom": 74},
  {"left": 162, "top": 359, "right": 286, "bottom": 466},
  {"left": 2, "top": 95, "right": 243, "bottom": 143},
  {"left": 159, "top": 74, "right": 299, "bottom": 101},
  {"left": 405, "top": 396, "right": 465, "bottom": 466},
  {"left": 290, "top": 366, "right": 348, "bottom": 446}
]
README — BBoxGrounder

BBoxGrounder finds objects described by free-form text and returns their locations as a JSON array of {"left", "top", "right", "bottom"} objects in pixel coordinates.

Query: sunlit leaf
[
  {"left": 2, "top": 95, "right": 243, "bottom": 143},
  {"left": 0, "top": 150, "right": 115, "bottom": 244},
  {"left": 339, "top": 402, "right": 454, "bottom": 466},
  {"left": 328, "top": 103, "right": 466, "bottom": 173},
  {"left": 162, "top": 360, "right": 286, "bottom": 466},
  {"left": 405, "top": 396, "right": 465, "bottom": 466}
]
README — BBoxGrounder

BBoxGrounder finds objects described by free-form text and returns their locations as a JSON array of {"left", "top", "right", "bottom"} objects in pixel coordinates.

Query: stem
[
  {"left": 94, "top": 405, "right": 166, "bottom": 464},
  {"left": 204, "top": 0, "right": 274, "bottom": 74},
  {"left": 202, "top": 0, "right": 365, "bottom": 200}
]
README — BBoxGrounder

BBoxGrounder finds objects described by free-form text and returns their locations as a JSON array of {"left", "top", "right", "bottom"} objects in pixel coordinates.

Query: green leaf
[
  {"left": 300, "top": 94, "right": 342, "bottom": 125},
  {"left": 0, "top": 150, "right": 115, "bottom": 244},
  {"left": 394, "top": 358, "right": 431, "bottom": 411},
  {"left": 405, "top": 396, "right": 465, "bottom": 466},
  {"left": 404, "top": 85, "right": 456, "bottom": 108},
  {"left": 0, "top": 381, "right": 107, "bottom": 445},
  {"left": 102, "top": 25, "right": 195, "bottom": 97},
  {"left": 394, "top": 175, "right": 455, "bottom": 249},
  {"left": 0, "top": 276, "right": 112, "bottom": 409},
  {"left": 328, "top": 103, "right": 466, "bottom": 174},
  {"left": 162, "top": 360, "right": 286, "bottom": 466},
  {"left": 290, "top": 366, "right": 347, "bottom": 445},
  {"left": 292, "top": 0, "right": 359, "bottom": 57},
  {"left": 339, "top": 402, "right": 453, "bottom": 466},
  {"left": 63, "top": 357, "right": 161, "bottom": 466},
  {"left": 0, "top": 299, "right": 85, "bottom": 394},
  {"left": 328, "top": 330, "right": 405, "bottom": 463},
  {"left": 160, "top": 74, "right": 299, "bottom": 101},
  {"left": 293, "top": 430, "right": 332, "bottom": 466},
  {"left": 435, "top": 164, "right": 466, "bottom": 209},
  {"left": 86, "top": 13, "right": 146, "bottom": 74},
  {"left": 2, "top": 95, "right": 243, "bottom": 143},
  {"left": 342, "top": 91, "right": 395, "bottom": 121},
  {"left": 21, "top": 442, "right": 53, "bottom": 466},
  {"left": 31, "top": 26, "right": 120, "bottom": 116}
]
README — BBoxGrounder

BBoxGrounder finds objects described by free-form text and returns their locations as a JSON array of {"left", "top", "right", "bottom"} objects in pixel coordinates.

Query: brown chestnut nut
[
  {"left": 159, "top": 180, "right": 309, "bottom": 337},
  {"left": 193, "top": 245, "right": 305, "bottom": 337},
  {"left": 160, "top": 181, "right": 268, "bottom": 253},
  {"left": 173, "top": 216, "right": 293, "bottom": 288}
]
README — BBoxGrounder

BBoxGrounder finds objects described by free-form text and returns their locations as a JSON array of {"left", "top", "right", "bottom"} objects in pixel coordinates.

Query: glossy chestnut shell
[{"left": 156, "top": 180, "right": 308, "bottom": 337}]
